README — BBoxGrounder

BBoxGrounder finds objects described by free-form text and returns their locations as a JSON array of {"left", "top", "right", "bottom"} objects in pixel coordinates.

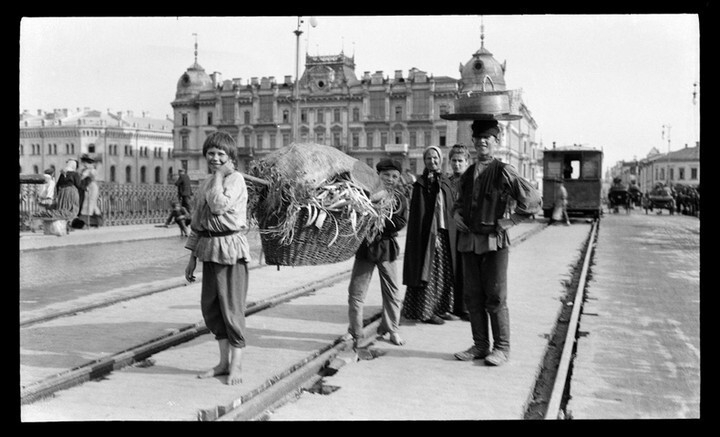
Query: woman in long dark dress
[
  {"left": 401, "top": 146, "right": 457, "bottom": 325},
  {"left": 54, "top": 159, "right": 85, "bottom": 229}
]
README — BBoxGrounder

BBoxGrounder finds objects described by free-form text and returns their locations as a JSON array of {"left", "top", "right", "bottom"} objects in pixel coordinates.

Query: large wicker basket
[{"left": 261, "top": 206, "right": 373, "bottom": 266}]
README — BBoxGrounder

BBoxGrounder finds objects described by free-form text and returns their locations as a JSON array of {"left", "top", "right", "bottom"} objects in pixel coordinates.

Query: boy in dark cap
[
  {"left": 347, "top": 158, "right": 409, "bottom": 349},
  {"left": 452, "top": 119, "right": 542, "bottom": 366}
]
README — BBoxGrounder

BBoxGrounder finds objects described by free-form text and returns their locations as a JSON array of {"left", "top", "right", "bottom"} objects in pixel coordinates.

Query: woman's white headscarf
[{"left": 423, "top": 146, "right": 443, "bottom": 166}]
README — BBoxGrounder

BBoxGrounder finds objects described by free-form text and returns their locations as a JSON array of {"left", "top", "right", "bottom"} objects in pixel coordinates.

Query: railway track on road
[{"left": 22, "top": 220, "right": 589, "bottom": 421}]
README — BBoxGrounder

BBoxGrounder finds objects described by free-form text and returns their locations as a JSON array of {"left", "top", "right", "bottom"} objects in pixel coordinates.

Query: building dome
[
  {"left": 458, "top": 46, "right": 507, "bottom": 93},
  {"left": 175, "top": 61, "right": 214, "bottom": 99}
]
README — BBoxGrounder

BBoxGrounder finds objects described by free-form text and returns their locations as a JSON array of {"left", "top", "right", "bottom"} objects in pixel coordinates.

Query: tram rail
[{"left": 21, "top": 221, "right": 573, "bottom": 420}]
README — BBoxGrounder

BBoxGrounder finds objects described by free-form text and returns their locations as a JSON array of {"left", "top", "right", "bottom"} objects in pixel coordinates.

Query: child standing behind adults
[
  {"left": 402, "top": 146, "right": 457, "bottom": 325},
  {"left": 347, "top": 159, "right": 409, "bottom": 349},
  {"left": 447, "top": 144, "right": 471, "bottom": 321},
  {"left": 184, "top": 132, "right": 251, "bottom": 386}
]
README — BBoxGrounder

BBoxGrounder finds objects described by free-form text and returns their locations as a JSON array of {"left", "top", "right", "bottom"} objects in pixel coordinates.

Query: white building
[{"left": 19, "top": 108, "right": 177, "bottom": 184}]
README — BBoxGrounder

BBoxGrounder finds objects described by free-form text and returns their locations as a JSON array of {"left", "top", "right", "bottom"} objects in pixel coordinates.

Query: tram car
[{"left": 542, "top": 146, "right": 603, "bottom": 219}]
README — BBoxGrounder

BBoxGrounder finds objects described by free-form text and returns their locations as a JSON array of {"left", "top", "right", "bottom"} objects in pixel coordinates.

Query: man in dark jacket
[
  {"left": 453, "top": 119, "right": 542, "bottom": 366},
  {"left": 347, "top": 159, "right": 409, "bottom": 349},
  {"left": 175, "top": 169, "right": 193, "bottom": 212}
]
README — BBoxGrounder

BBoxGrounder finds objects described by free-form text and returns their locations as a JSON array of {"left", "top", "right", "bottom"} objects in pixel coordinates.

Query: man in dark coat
[
  {"left": 453, "top": 119, "right": 542, "bottom": 366},
  {"left": 175, "top": 169, "right": 193, "bottom": 212}
]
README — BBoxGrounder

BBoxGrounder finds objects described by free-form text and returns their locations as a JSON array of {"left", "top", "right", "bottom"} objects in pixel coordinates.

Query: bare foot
[
  {"left": 197, "top": 364, "right": 229, "bottom": 379},
  {"left": 389, "top": 332, "right": 406, "bottom": 346},
  {"left": 226, "top": 364, "right": 242, "bottom": 385}
]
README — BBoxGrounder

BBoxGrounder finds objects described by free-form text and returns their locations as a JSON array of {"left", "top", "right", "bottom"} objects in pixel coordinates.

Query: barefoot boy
[{"left": 184, "top": 132, "right": 251, "bottom": 385}]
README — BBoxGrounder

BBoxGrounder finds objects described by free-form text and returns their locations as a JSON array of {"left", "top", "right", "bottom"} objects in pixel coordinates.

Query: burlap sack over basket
[{"left": 247, "top": 143, "right": 393, "bottom": 266}]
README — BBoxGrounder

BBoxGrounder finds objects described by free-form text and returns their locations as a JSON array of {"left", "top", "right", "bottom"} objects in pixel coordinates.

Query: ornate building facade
[
  {"left": 172, "top": 39, "right": 541, "bottom": 184},
  {"left": 19, "top": 108, "right": 176, "bottom": 184}
]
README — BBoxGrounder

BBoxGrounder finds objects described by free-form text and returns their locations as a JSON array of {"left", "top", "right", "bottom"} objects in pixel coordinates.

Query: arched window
[
  {"left": 140, "top": 166, "right": 147, "bottom": 183},
  {"left": 126, "top": 165, "right": 132, "bottom": 183},
  {"left": 110, "top": 165, "right": 116, "bottom": 182},
  {"left": 155, "top": 166, "right": 162, "bottom": 184},
  {"left": 167, "top": 167, "right": 173, "bottom": 184},
  {"left": 33, "top": 165, "right": 39, "bottom": 174}
]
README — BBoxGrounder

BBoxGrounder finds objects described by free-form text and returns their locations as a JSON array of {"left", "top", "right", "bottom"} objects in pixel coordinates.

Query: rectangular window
[
  {"left": 222, "top": 97, "right": 235, "bottom": 121},
  {"left": 259, "top": 95, "right": 273, "bottom": 122},
  {"left": 301, "top": 109, "right": 308, "bottom": 123},
  {"left": 352, "top": 133, "right": 359, "bottom": 149},
  {"left": 439, "top": 132, "right": 446, "bottom": 147},
  {"left": 424, "top": 131, "right": 431, "bottom": 148},
  {"left": 370, "top": 91, "right": 385, "bottom": 119},
  {"left": 182, "top": 113, "right": 188, "bottom": 126},
  {"left": 269, "top": 134, "right": 276, "bottom": 149},
  {"left": 244, "top": 110, "right": 251, "bottom": 125},
  {"left": 395, "top": 106, "right": 403, "bottom": 121},
  {"left": 317, "top": 109, "right": 324, "bottom": 124},
  {"left": 256, "top": 134, "right": 263, "bottom": 150},
  {"left": 413, "top": 89, "right": 429, "bottom": 115},
  {"left": 207, "top": 111, "right": 213, "bottom": 125},
  {"left": 352, "top": 107, "right": 360, "bottom": 122},
  {"left": 410, "top": 131, "right": 417, "bottom": 148},
  {"left": 244, "top": 134, "right": 251, "bottom": 148},
  {"left": 367, "top": 132, "right": 373, "bottom": 149},
  {"left": 333, "top": 108, "right": 341, "bottom": 123},
  {"left": 691, "top": 167, "right": 697, "bottom": 179},
  {"left": 182, "top": 136, "right": 188, "bottom": 151},
  {"left": 381, "top": 132, "right": 387, "bottom": 147},
  {"left": 283, "top": 133, "right": 290, "bottom": 147},
  {"left": 333, "top": 132, "right": 341, "bottom": 147},
  {"left": 679, "top": 167, "right": 685, "bottom": 180}
]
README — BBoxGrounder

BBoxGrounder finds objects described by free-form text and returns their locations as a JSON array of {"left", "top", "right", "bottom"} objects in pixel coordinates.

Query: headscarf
[{"left": 422, "top": 146, "right": 444, "bottom": 194}]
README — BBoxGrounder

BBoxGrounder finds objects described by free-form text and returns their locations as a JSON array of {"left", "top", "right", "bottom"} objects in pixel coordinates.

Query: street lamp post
[
  {"left": 292, "top": 17, "right": 303, "bottom": 143},
  {"left": 662, "top": 124, "right": 671, "bottom": 186}
]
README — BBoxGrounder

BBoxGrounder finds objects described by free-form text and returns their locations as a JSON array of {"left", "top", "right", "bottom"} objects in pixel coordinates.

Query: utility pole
[
  {"left": 292, "top": 17, "right": 303, "bottom": 142},
  {"left": 662, "top": 124, "right": 671, "bottom": 186}
]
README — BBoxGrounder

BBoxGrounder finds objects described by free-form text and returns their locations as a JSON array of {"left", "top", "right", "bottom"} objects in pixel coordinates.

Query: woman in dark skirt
[
  {"left": 54, "top": 159, "right": 86, "bottom": 228},
  {"left": 401, "top": 146, "right": 457, "bottom": 325}
]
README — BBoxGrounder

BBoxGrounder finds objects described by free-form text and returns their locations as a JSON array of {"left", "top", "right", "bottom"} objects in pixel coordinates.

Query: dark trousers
[
  {"left": 180, "top": 195, "right": 192, "bottom": 212},
  {"left": 452, "top": 254, "right": 469, "bottom": 317},
  {"left": 201, "top": 260, "right": 248, "bottom": 348},
  {"left": 461, "top": 248, "right": 510, "bottom": 352}
]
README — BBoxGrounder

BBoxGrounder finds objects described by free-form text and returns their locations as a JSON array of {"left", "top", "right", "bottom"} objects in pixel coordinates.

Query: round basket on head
[
  {"left": 261, "top": 206, "right": 373, "bottom": 266},
  {"left": 441, "top": 90, "right": 522, "bottom": 121}
]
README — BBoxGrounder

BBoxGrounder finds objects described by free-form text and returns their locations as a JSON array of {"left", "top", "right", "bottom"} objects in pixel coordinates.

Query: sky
[{"left": 19, "top": 14, "right": 701, "bottom": 172}]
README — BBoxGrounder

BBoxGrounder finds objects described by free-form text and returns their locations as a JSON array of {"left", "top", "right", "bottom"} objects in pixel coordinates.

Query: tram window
[{"left": 563, "top": 155, "right": 580, "bottom": 179}]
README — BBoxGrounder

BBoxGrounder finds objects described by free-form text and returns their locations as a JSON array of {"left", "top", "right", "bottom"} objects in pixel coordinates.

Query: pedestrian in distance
[
  {"left": 79, "top": 167, "right": 102, "bottom": 228},
  {"left": 164, "top": 201, "right": 191, "bottom": 237},
  {"left": 54, "top": 158, "right": 87, "bottom": 232},
  {"left": 549, "top": 177, "right": 571, "bottom": 226},
  {"left": 402, "top": 146, "right": 457, "bottom": 325},
  {"left": 446, "top": 144, "right": 471, "bottom": 321},
  {"left": 347, "top": 158, "right": 409, "bottom": 349},
  {"left": 38, "top": 168, "right": 56, "bottom": 210},
  {"left": 453, "top": 119, "right": 542, "bottom": 366},
  {"left": 175, "top": 168, "right": 193, "bottom": 212},
  {"left": 184, "top": 131, "right": 252, "bottom": 385}
]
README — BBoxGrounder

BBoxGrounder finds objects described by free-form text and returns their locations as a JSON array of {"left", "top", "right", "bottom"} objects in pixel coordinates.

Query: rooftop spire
[
  {"left": 480, "top": 16, "right": 485, "bottom": 49},
  {"left": 193, "top": 33, "right": 198, "bottom": 64}
]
